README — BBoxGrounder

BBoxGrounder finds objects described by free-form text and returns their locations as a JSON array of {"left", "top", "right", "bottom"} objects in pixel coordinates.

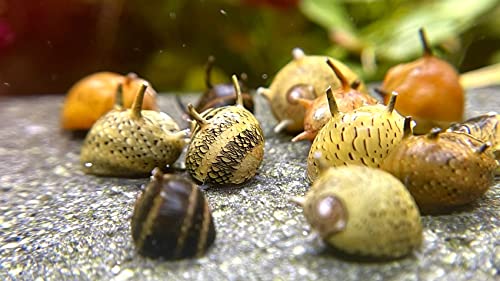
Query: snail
[
  {"left": 447, "top": 112, "right": 499, "bottom": 155},
  {"left": 379, "top": 28, "right": 464, "bottom": 134},
  {"left": 293, "top": 164, "right": 422, "bottom": 259},
  {"left": 257, "top": 48, "right": 366, "bottom": 133},
  {"left": 292, "top": 58, "right": 378, "bottom": 142},
  {"left": 131, "top": 168, "right": 216, "bottom": 259},
  {"left": 185, "top": 75, "right": 265, "bottom": 185},
  {"left": 381, "top": 128, "right": 497, "bottom": 214},
  {"left": 61, "top": 72, "right": 158, "bottom": 131},
  {"left": 307, "top": 87, "right": 412, "bottom": 181},
  {"left": 195, "top": 56, "right": 254, "bottom": 113},
  {"left": 80, "top": 84, "right": 187, "bottom": 178}
]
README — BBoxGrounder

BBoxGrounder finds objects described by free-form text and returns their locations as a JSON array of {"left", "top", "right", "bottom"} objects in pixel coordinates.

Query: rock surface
[{"left": 0, "top": 87, "right": 498, "bottom": 281}]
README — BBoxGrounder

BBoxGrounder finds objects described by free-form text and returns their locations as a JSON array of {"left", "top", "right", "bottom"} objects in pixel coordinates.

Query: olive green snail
[
  {"left": 307, "top": 87, "right": 412, "bottom": 181},
  {"left": 257, "top": 48, "right": 367, "bottom": 133},
  {"left": 80, "top": 84, "right": 187, "bottom": 177},
  {"left": 131, "top": 168, "right": 216, "bottom": 259},
  {"left": 185, "top": 75, "right": 265, "bottom": 185},
  {"left": 293, "top": 164, "right": 422, "bottom": 259},
  {"left": 381, "top": 128, "right": 497, "bottom": 214}
]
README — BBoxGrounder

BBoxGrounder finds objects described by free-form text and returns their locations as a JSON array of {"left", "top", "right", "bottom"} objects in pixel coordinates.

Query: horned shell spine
[{"left": 131, "top": 168, "right": 216, "bottom": 259}]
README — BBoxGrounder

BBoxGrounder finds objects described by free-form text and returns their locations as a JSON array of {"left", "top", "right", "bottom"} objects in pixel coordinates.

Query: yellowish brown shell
[
  {"left": 80, "top": 85, "right": 186, "bottom": 177},
  {"left": 185, "top": 75, "right": 265, "bottom": 185},
  {"left": 381, "top": 129, "right": 497, "bottom": 214},
  {"left": 258, "top": 48, "right": 367, "bottom": 133},
  {"left": 295, "top": 165, "right": 422, "bottom": 259},
  {"left": 307, "top": 89, "right": 410, "bottom": 181}
]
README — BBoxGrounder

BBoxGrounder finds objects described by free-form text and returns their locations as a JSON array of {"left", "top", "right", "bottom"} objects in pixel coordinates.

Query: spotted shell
[
  {"left": 381, "top": 129, "right": 497, "bottom": 214},
  {"left": 80, "top": 85, "right": 186, "bottom": 177},
  {"left": 258, "top": 48, "right": 367, "bottom": 133},
  {"left": 131, "top": 168, "right": 216, "bottom": 259},
  {"left": 186, "top": 75, "right": 265, "bottom": 185},
  {"left": 295, "top": 165, "right": 422, "bottom": 259},
  {"left": 307, "top": 89, "right": 411, "bottom": 181}
]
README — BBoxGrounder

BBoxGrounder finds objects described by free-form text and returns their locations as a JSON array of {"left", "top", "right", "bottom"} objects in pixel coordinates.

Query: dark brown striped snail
[
  {"left": 131, "top": 168, "right": 216, "bottom": 259},
  {"left": 293, "top": 164, "right": 422, "bottom": 259},
  {"left": 186, "top": 75, "right": 265, "bottom": 185},
  {"left": 307, "top": 87, "right": 411, "bottom": 181},
  {"left": 447, "top": 112, "right": 499, "bottom": 157},
  {"left": 80, "top": 84, "right": 187, "bottom": 177},
  {"left": 257, "top": 48, "right": 366, "bottom": 133},
  {"left": 195, "top": 56, "right": 254, "bottom": 113},
  {"left": 292, "top": 59, "right": 377, "bottom": 142},
  {"left": 380, "top": 28, "right": 464, "bottom": 134},
  {"left": 381, "top": 128, "right": 497, "bottom": 214},
  {"left": 61, "top": 72, "right": 158, "bottom": 131}
]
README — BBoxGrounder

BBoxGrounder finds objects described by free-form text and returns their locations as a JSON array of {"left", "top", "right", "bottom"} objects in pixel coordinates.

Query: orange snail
[
  {"left": 292, "top": 58, "right": 377, "bottom": 142},
  {"left": 61, "top": 72, "right": 158, "bottom": 131},
  {"left": 379, "top": 28, "right": 464, "bottom": 134}
]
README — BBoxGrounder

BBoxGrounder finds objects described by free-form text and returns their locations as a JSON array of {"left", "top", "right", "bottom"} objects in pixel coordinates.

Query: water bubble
[
  {"left": 261, "top": 74, "right": 268, "bottom": 79},
  {"left": 84, "top": 162, "right": 93, "bottom": 168},
  {"left": 220, "top": 9, "right": 227, "bottom": 15}
]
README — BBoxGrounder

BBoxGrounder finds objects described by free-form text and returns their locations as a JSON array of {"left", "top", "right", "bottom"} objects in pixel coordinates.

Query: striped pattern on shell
[
  {"left": 307, "top": 104, "right": 407, "bottom": 181},
  {"left": 381, "top": 131, "right": 497, "bottom": 214},
  {"left": 447, "top": 113, "right": 500, "bottom": 156},
  {"left": 131, "top": 170, "right": 216, "bottom": 259},
  {"left": 186, "top": 106, "right": 265, "bottom": 185},
  {"left": 80, "top": 109, "right": 185, "bottom": 177}
]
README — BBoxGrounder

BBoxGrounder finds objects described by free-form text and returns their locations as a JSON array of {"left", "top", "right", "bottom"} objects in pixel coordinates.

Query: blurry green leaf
[
  {"left": 360, "top": 0, "right": 499, "bottom": 61},
  {"left": 299, "top": 0, "right": 356, "bottom": 33}
]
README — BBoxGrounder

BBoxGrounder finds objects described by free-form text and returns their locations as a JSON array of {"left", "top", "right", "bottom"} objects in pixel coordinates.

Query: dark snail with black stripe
[
  {"left": 195, "top": 56, "right": 254, "bottom": 113},
  {"left": 307, "top": 88, "right": 412, "bottom": 181},
  {"left": 131, "top": 168, "right": 216, "bottom": 259},
  {"left": 80, "top": 84, "right": 187, "bottom": 177},
  {"left": 186, "top": 75, "right": 265, "bottom": 185},
  {"left": 381, "top": 128, "right": 497, "bottom": 214}
]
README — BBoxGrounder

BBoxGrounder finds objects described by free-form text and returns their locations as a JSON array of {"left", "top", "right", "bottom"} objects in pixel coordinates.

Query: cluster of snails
[
  {"left": 61, "top": 67, "right": 262, "bottom": 259},
  {"left": 260, "top": 28, "right": 497, "bottom": 259},
  {"left": 59, "top": 27, "right": 498, "bottom": 261}
]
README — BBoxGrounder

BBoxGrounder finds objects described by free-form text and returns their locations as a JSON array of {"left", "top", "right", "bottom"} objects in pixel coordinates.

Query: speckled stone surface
[{"left": 0, "top": 87, "right": 499, "bottom": 281}]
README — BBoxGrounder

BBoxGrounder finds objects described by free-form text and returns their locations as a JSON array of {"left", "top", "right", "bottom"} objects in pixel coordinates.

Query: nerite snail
[
  {"left": 257, "top": 48, "right": 367, "bottom": 133},
  {"left": 194, "top": 56, "right": 254, "bottom": 113},
  {"left": 292, "top": 58, "right": 377, "bottom": 142},
  {"left": 381, "top": 128, "right": 497, "bottom": 214},
  {"left": 185, "top": 75, "right": 265, "bottom": 185},
  {"left": 307, "top": 87, "right": 412, "bottom": 181},
  {"left": 80, "top": 84, "right": 187, "bottom": 177},
  {"left": 379, "top": 28, "right": 464, "bottom": 134},
  {"left": 293, "top": 163, "right": 422, "bottom": 259},
  {"left": 61, "top": 72, "right": 158, "bottom": 131},
  {"left": 131, "top": 168, "right": 216, "bottom": 259}
]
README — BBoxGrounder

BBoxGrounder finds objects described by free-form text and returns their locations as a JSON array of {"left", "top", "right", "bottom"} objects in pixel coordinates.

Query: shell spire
[
  {"left": 325, "top": 86, "right": 339, "bottom": 117},
  {"left": 130, "top": 84, "right": 148, "bottom": 119},
  {"left": 232, "top": 74, "right": 244, "bottom": 107}
]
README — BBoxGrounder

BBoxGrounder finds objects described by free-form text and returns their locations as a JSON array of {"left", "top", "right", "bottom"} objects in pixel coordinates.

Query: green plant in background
[{"left": 125, "top": 0, "right": 499, "bottom": 92}]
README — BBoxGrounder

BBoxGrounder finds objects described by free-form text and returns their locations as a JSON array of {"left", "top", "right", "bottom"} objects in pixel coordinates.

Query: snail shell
[
  {"left": 380, "top": 28, "right": 464, "bottom": 134},
  {"left": 294, "top": 165, "right": 422, "bottom": 259},
  {"left": 257, "top": 48, "right": 367, "bottom": 133},
  {"left": 381, "top": 128, "right": 497, "bottom": 214},
  {"left": 447, "top": 112, "right": 499, "bottom": 155},
  {"left": 131, "top": 168, "right": 216, "bottom": 259},
  {"left": 292, "top": 59, "right": 377, "bottom": 142},
  {"left": 186, "top": 75, "right": 265, "bottom": 185},
  {"left": 195, "top": 56, "right": 254, "bottom": 113},
  {"left": 61, "top": 72, "right": 158, "bottom": 131},
  {"left": 80, "top": 84, "right": 187, "bottom": 177},
  {"left": 307, "top": 88, "right": 411, "bottom": 181}
]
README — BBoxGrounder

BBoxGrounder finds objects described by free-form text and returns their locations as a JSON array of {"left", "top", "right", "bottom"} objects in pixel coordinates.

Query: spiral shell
[
  {"left": 80, "top": 84, "right": 186, "bottom": 177},
  {"left": 257, "top": 48, "right": 366, "bottom": 133},
  {"left": 381, "top": 128, "right": 497, "bottom": 213},
  {"left": 186, "top": 75, "right": 265, "bottom": 185},
  {"left": 294, "top": 165, "right": 422, "bottom": 259},
  {"left": 307, "top": 88, "right": 411, "bottom": 181},
  {"left": 131, "top": 168, "right": 216, "bottom": 259}
]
